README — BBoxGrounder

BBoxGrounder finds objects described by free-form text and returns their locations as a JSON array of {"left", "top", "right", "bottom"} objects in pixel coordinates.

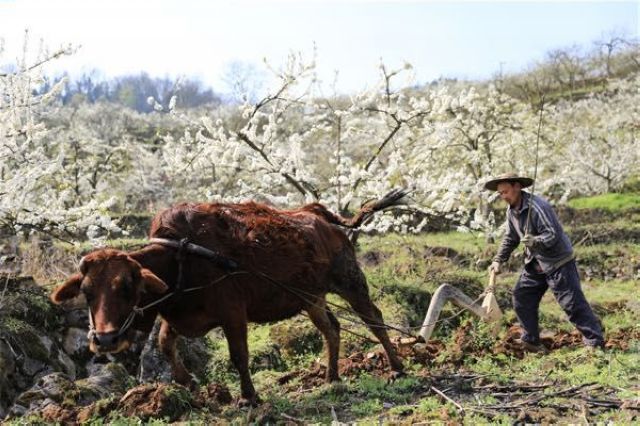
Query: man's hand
[
  {"left": 488, "top": 261, "right": 501, "bottom": 274},
  {"left": 521, "top": 234, "right": 537, "bottom": 248}
]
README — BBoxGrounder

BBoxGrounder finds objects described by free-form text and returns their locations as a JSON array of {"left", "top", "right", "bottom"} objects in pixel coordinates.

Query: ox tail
[{"left": 306, "top": 188, "right": 409, "bottom": 229}]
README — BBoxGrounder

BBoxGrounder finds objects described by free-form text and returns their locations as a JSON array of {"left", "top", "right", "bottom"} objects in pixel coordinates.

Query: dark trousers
[{"left": 513, "top": 260, "right": 604, "bottom": 347}]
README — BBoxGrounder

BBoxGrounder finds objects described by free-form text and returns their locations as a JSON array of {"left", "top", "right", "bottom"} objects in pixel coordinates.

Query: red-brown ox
[{"left": 51, "top": 192, "right": 406, "bottom": 405}]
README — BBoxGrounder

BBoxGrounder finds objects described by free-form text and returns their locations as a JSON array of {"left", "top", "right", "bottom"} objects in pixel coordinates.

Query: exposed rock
[
  {"left": 0, "top": 275, "right": 63, "bottom": 330},
  {"left": 138, "top": 320, "right": 173, "bottom": 384},
  {"left": 0, "top": 338, "right": 17, "bottom": 380},
  {"left": 63, "top": 327, "right": 90, "bottom": 358},
  {"left": 0, "top": 271, "right": 212, "bottom": 422},
  {"left": 57, "top": 349, "right": 77, "bottom": 380},
  {"left": 270, "top": 317, "right": 322, "bottom": 357},
  {"left": 0, "top": 275, "right": 77, "bottom": 420},
  {"left": 6, "top": 363, "right": 131, "bottom": 421},
  {"left": 6, "top": 372, "right": 75, "bottom": 419},
  {"left": 250, "top": 344, "right": 286, "bottom": 372},
  {"left": 0, "top": 339, "right": 17, "bottom": 419},
  {"left": 138, "top": 318, "right": 212, "bottom": 384},
  {"left": 64, "top": 308, "right": 89, "bottom": 329},
  {"left": 80, "top": 363, "right": 133, "bottom": 397},
  {"left": 177, "top": 334, "right": 211, "bottom": 381},
  {"left": 110, "top": 330, "right": 155, "bottom": 376}
]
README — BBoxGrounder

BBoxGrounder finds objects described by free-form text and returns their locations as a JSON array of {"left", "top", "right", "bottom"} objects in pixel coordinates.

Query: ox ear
[
  {"left": 141, "top": 268, "right": 168, "bottom": 294},
  {"left": 51, "top": 273, "right": 83, "bottom": 304}
]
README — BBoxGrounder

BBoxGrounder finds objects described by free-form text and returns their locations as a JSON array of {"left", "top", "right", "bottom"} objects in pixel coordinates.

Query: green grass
[
  {"left": 359, "top": 231, "right": 487, "bottom": 257},
  {"left": 579, "top": 278, "right": 638, "bottom": 303},
  {"left": 501, "top": 348, "right": 640, "bottom": 389},
  {"left": 568, "top": 192, "right": 640, "bottom": 211}
]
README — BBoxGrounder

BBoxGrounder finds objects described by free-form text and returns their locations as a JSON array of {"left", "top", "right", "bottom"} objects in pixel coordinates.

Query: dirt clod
[
  {"left": 118, "top": 383, "right": 195, "bottom": 422},
  {"left": 198, "top": 382, "right": 233, "bottom": 406},
  {"left": 360, "top": 250, "right": 388, "bottom": 267}
]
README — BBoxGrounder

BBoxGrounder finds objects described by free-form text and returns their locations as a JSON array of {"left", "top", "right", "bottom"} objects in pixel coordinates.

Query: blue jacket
[{"left": 494, "top": 191, "right": 574, "bottom": 273}]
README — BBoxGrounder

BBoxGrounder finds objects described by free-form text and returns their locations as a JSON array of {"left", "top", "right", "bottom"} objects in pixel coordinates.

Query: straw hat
[{"left": 483, "top": 172, "right": 534, "bottom": 191}]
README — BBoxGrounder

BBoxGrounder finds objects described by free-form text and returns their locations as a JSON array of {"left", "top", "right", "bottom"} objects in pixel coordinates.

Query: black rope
[{"left": 252, "top": 270, "right": 417, "bottom": 338}]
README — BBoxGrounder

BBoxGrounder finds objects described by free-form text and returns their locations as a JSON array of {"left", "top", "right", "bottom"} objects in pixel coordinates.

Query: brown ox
[{"left": 51, "top": 192, "right": 406, "bottom": 405}]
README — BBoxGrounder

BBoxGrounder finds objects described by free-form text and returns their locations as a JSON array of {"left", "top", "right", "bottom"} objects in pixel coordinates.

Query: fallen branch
[
  {"left": 473, "top": 383, "right": 551, "bottom": 392},
  {"left": 281, "top": 412, "right": 306, "bottom": 423},
  {"left": 583, "top": 398, "right": 622, "bottom": 408},
  {"left": 430, "top": 385, "right": 465, "bottom": 414},
  {"left": 475, "top": 382, "right": 615, "bottom": 413}
]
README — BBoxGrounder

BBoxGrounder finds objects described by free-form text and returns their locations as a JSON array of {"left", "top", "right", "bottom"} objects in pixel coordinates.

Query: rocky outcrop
[
  {"left": 5, "top": 363, "right": 131, "bottom": 421},
  {"left": 0, "top": 276, "right": 75, "bottom": 419},
  {"left": 0, "top": 274, "right": 211, "bottom": 421},
  {"left": 138, "top": 319, "right": 211, "bottom": 384}
]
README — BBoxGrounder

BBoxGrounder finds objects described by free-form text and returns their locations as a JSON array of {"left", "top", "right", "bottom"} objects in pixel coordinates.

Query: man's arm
[
  {"left": 528, "top": 200, "right": 561, "bottom": 248},
  {"left": 493, "top": 217, "right": 520, "bottom": 263}
]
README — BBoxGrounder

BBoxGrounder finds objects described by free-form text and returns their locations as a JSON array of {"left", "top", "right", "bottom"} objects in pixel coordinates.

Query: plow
[{"left": 418, "top": 270, "right": 503, "bottom": 343}]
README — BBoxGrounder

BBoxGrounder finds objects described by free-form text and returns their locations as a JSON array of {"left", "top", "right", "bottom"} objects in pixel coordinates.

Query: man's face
[{"left": 496, "top": 182, "right": 522, "bottom": 207}]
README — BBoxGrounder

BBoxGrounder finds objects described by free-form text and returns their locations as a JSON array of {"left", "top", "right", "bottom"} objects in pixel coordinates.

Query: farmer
[{"left": 485, "top": 172, "right": 604, "bottom": 353}]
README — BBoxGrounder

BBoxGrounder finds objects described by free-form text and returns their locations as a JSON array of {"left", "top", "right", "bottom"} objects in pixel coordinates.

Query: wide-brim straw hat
[{"left": 483, "top": 172, "right": 534, "bottom": 191}]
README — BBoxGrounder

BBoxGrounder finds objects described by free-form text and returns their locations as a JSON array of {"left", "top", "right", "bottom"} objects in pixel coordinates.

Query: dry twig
[{"left": 430, "top": 385, "right": 465, "bottom": 414}]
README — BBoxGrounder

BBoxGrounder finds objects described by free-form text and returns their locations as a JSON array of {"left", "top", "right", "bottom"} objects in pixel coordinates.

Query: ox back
[{"left": 143, "top": 202, "right": 358, "bottom": 331}]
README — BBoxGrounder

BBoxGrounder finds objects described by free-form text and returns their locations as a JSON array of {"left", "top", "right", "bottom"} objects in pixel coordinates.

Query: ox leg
[
  {"left": 335, "top": 268, "right": 404, "bottom": 375},
  {"left": 158, "top": 320, "right": 192, "bottom": 386},
  {"left": 344, "top": 293, "right": 404, "bottom": 374},
  {"left": 306, "top": 299, "right": 340, "bottom": 382},
  {"left": 222, "top": 319, "right": 258, "bottom": 407}
]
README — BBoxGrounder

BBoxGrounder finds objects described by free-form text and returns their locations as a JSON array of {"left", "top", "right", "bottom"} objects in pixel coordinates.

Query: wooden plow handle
[{"left": 487, "top": 269, "right": 497, "bottom": 292}]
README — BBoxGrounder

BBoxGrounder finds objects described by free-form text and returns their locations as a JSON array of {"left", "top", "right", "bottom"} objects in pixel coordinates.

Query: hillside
[{"left": 1, "top": 198, "right": 638, "bottom": 424}]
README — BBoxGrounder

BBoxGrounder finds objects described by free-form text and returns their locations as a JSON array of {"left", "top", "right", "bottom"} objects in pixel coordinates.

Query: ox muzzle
[
  {"left": 87, "top": 305, "right": 138, "bottom": 354},
  {"left": 89, "top": 330, "right": 122, "bottom": 353}
]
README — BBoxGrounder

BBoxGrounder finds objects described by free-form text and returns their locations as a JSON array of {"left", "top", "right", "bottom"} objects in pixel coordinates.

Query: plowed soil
[{"left": 24, "top": 324, "right": 639, "bottom": 422}]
